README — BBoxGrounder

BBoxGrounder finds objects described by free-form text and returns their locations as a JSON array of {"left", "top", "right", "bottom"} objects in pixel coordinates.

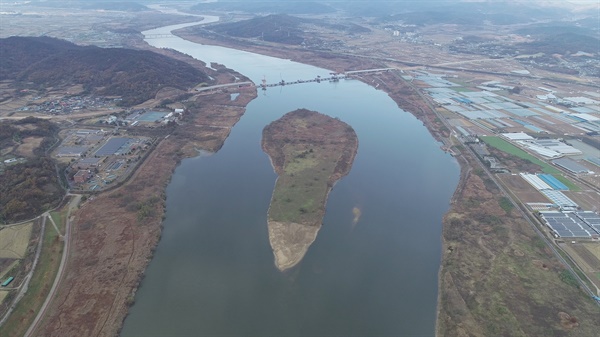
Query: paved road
[
  {"left": 461, "top": 141, "right": 600, "bottom": 306},
  {"left": 195, "top": 81, "right": 253, "bottom": 92},
  {"left": 0, "top": 215, "right": 45, "bottom": 327},
  {"left": 24, "top": 195, "right": 79, "bottom": 337}
]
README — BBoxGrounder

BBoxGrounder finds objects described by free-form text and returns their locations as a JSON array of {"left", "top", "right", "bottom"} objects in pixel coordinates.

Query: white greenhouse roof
[{"left": 502, "top": 132, "right": 534, "bottom": 140}]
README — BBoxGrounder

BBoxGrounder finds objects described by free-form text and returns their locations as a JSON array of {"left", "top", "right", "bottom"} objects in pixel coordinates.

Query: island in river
[{"left": 262, "top": 109, "right": 358, "bottom": 271}]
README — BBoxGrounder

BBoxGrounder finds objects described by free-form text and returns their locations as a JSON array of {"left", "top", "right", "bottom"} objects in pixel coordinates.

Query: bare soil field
[
  {"left": 564, "top": 191, "right": 600, "bottom": 211},
  {"left": 570, "top": 244, "right": 600, "bottom": 273},
  {"left": 496, "top": 173, "right": 550, "bottom": 204},
  {"left": 15, "top": 137, "right": 44, "bottom": 157},
  {"left": 0, "top": 260, "right": 18, "bottom": 280},
  {"left": 583, "top": 243, "right": 600, "bottom": 260},
  {"left": 562, "top": 243, "right": 600, "bottom": 292},
  {"left": 0, "top": 223, "right": 33, "bottom": 259},
  {"left": 0, "top": 291, "right": 7, "bottom": 306}
]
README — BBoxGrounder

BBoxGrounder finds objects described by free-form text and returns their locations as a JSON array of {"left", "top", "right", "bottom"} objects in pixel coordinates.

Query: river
[{"left": 120, "top": 15, "right": 459, "bottom": 337}]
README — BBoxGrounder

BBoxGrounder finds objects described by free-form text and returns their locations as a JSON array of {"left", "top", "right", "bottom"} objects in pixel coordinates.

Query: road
[
  {"left": 461, "top": 140, "right": 600, "bottom": 305},
  {"left": 24, "top": 195, "right": 80, "bottom": 337},
  {"left": 195, "top": 81, "right": 253, "bottom": 92},
  {"left": 398, "top": 68, "right": 600, "bottom": 304},
  {"left": 0, "top": 215, "right": 45, "bottom": 327}
]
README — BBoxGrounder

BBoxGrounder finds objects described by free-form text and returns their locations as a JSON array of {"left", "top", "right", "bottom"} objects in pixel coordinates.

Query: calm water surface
[{"left": 120, "top": 19, "right": 459, "bottom": 336}]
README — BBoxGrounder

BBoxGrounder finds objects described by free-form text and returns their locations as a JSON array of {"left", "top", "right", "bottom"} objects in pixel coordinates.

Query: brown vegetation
[
  {"left": 437, "top": 150, "right": 599, "bottom": 337},
  {"left": 0, "top": 118, "right": 63, "bottom": 223},
  {"left": 172, "top": 32, "right": 600, "bottom": 336},
  {"left": 34, "top": 83, "right": 256, "bottom": 337}
]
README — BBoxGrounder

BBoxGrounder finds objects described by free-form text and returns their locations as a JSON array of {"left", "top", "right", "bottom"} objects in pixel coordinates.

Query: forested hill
[
  {"left": 203, "top": 14, "right": 370, "bottom": 46},
  {"left": 0, "top": 36, "right": 210, "bottom": 106},
  {"left": 0, "top": 118, "right": 63, "bottom": 223}
]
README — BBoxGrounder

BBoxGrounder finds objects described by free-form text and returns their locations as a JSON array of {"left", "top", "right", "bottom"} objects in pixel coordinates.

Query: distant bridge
[
  {"left": 187, "top": 68, "right": 397, "bottom": 93},
  {"left": 260, "top": 68, "right": 396, "bottom": 90},
  {"left": 144, "top": 34, "right": 177, "bottom": 39}
]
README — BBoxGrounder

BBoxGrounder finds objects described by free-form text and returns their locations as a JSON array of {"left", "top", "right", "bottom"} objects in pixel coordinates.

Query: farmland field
[
  {"left": 0, "top": 223, "right": 33, "bottom": 259},
  {"left": 583, "top": 243, "right": 600, "bottom": 260},
  {"left": 15, "top": 137, "right": 44, "bottom": 157},
  {"left": 481, "top": 136, "right": 578, "bottom": 190},
  {"left": 0, "top": 291, "right": 8, "bottom": 305}
]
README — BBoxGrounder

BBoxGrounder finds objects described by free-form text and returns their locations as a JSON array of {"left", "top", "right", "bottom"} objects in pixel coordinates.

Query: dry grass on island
[{"left": 262, "top": 109, "right": 358, "bottom": 271}]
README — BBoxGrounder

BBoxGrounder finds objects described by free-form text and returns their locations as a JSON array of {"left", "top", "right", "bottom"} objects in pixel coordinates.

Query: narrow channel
[{"left": 120, "top": 16, "right": 459, "bottom": 336}]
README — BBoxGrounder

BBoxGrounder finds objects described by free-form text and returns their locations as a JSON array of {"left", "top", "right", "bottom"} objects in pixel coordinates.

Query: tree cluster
[{"left": 0, "top": 157, "right": 62, "bottom": 222}]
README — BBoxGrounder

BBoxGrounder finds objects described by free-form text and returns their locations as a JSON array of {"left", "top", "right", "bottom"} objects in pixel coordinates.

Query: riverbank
[
  {"left": 33, "top": 70, "right": 257, "bottom": 335},
  {"left": 173, "top": 32, "right": 600, "bottom": 336},
  {"left": 33, "top": 21, "right": 599, "bottom": 336}
]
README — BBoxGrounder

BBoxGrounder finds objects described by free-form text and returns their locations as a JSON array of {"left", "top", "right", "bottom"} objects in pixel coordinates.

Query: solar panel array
[
  {"left": 95, "top": 137, "right": 131, "bottom": 156},
  {"left": 57, "top": 146, "right": 88, "bottom": 156},
  {"left": 540, "top": 211, "right": 600, "bottom": 238},
  {"left": 576, "top": 212, "right": 600, "bottom": 234}
]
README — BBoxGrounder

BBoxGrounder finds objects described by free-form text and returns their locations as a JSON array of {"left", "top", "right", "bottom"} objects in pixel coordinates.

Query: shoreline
[
  {"left": 33, "top": 30, "right": 459, "bottom": 336},
  {"left": 177, "top": 26, "right": 461, "bottom": 318},
  {"left": 33, "top": 72, "right": 258, "bottom": 335},
  {"left": 36, "top": 20, "right": 599, "bottom": 337},
  {"left": 262, "top": 109, "right": 359, "bottom": 271}
]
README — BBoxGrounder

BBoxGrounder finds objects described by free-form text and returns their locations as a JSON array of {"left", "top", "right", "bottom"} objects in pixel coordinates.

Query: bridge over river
[
  {"left": 259, "top": 67, "right": 396, "bottom": 89},
  {"left": 192, "top": 68, "right": 397, "bottom": 93}
]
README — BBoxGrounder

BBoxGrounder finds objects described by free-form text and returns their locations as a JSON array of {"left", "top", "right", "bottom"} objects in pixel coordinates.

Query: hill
[
  {"left": 517, "top": 32, "right": 600, "bottom": 55},
  {"left": 29, "top": 1, "right": 149, "bottom": 12},
  {"left": 203, "top": 14, "right": 371, "bottom": 46},
  {"left": 207, "top": 14, "right": 306, "bottom": 45},
  {"left": 191, "top": 1, "right": 335, "bottom": 15},
  {"left": 378, "top": 1, "right": 563, "bottom": 26},
  {"left": 0, "top": 36, "right": 210, "bottom": 106},
  {"left": 0, "top": 117, "right": 63, "bottom": 223}
]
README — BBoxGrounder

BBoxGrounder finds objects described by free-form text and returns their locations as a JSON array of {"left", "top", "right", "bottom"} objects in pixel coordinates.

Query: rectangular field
[
  {"left": 0, "top": 291, "right": 8, "bottom": 306},
  {"left": 582, "top": 243, "right": 600, "bottom": 261},
  {"left": 0, "top": 223, "right": 33, "bottom": 259},
  {"left": 481, "top": 136, "right": 578, "bottom": 190},
  {"left": 481, "top": 136, "right": 559, "bottom": 173}
]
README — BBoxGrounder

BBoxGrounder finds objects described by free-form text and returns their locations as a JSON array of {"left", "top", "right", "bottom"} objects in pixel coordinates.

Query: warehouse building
[
  {"left": 56, "top": 146, "right": 88, "bottom": 157},
  {"left": 552, "top": 158, "right": 593, "bottom": 174},
  {"left": 95, "top": 137, "right": 132, "bottom": 156}
]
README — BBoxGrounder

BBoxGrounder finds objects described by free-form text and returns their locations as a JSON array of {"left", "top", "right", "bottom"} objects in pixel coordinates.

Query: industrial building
[
  {"left": 552, "top": 158, "right": 593, "bottom": 174},
  {"left": 56, "top": 146, "right": 88, "bottom": 157},
  {"left": 75, "top": 157, "right": 105, "bottom": 170},
  {"left": 95, "top": 137, "right": 132, "bottom": 157},
  {"left": 520, "top": 173, "right": 578, "bottom": 210},
  {"left": 539, "top": 211, "right": 600, "bottom": 238}
]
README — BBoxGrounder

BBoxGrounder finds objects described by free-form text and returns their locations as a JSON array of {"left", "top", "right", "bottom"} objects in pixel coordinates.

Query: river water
[{"left": 120, "top": 17, "right": 459, "bottom": 337}]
